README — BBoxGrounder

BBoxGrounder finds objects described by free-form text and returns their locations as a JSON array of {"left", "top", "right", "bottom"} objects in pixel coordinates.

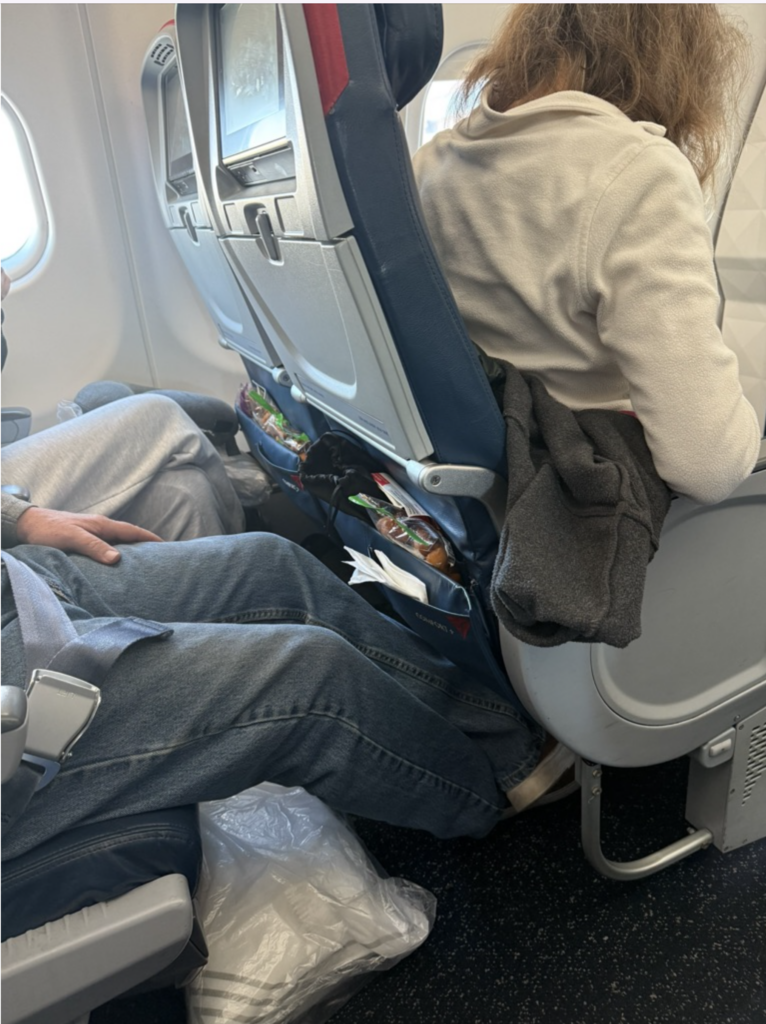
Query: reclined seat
[
  {"left": 173, "top": 3, "right": 766, "bottom": 874},
  {"left": 504, "top": 79, "right": 766, "bottom": 876},
  {"left": 176, "top": 2, "right": 511, "bottom": 695}
]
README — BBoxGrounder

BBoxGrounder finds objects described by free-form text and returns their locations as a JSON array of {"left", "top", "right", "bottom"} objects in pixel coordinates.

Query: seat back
[
  {"left": 176, "top": 4, "right": 505, "bottom": 469},
  {"left": 142, "top": 19, "right": 331, "bottom": 521},
  {"left": 174, "top": 3, "right": 514, "bottom": 694},
  {"left": 140, "top": 23, "right": 279, "bottom": 372}
]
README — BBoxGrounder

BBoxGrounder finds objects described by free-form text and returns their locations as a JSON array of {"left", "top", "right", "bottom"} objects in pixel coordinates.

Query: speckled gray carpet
[{"left": 93, "top": 757, "right": 766, "bottom": 1024}]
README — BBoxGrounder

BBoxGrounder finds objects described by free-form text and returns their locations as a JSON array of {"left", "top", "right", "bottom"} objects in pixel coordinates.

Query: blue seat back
[
  {"left": 313, "top": 3, "right": 506, "bottom": 474},
  {"left": 175, "top": 4, "right": 516, "bottom": 696}
]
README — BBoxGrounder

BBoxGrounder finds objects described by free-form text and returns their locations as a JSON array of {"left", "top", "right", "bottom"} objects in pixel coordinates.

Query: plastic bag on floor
[{"left": 187, "top": 784, "right": 436, "bottom": 1024}]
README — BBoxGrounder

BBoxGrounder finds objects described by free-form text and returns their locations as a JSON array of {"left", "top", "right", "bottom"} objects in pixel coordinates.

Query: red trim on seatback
[
  {"left": 447, "top": 616, "right": 472, "bottom": 640},
  {"left": 302, "top": 5, "right": 350, "bottom": 115}
]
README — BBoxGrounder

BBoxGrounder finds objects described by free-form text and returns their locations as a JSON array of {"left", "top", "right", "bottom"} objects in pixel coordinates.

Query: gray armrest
[
  {"left": 1, "top": 874, "right": 193, "bottom": 1024},
  {"left": 1, "top": 407, "right": 32, "bottom": 447},
  {"left": 2, "top": 686, "right": 28, "bottom": 784}
]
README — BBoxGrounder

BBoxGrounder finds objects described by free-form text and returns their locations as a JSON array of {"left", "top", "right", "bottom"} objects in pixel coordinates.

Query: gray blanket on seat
[{"left": 486, "top": 356, "right": 672, "bottom": 648}]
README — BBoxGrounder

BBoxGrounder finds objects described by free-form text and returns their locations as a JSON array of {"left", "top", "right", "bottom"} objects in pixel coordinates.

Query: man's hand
[{"left": 15, "top": 507, "right": 162, "bottom": 564}]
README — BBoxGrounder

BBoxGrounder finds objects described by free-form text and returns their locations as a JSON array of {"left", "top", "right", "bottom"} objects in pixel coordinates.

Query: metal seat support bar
[{"left": 579, "top": 759, "right": 714, "bottom": 881}]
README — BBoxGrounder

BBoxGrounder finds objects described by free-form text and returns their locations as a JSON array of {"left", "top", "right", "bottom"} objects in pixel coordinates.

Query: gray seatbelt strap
[
  {"left": 1, "top": 551, "right": 172, "bottom": 821},
  {"left": 1, "top": 551, "right": 77, "bottom": 678},
  {"left": 1, "top": 552, "right": 172, "bottom": 685}
]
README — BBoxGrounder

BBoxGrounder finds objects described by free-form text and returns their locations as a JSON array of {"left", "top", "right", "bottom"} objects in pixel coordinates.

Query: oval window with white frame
[
  {"left": 0, "top": 96, "right": 51, "bottom": 279},
  {"left": 419, "top": 43, "right": 486, "bottom": 149}
]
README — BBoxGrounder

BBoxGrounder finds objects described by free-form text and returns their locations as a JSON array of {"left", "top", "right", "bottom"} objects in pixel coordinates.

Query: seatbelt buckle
[{"left": 22, "top": 670, "right": 102, "bottom": 791}]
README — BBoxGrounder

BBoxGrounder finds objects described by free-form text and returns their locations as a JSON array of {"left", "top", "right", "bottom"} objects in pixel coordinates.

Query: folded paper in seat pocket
[{"left": 344, "top": 547, "right": 428, "bottom": 604}]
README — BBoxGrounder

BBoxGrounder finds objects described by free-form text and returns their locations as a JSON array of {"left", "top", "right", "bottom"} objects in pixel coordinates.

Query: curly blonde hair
[{"left": 462, "top": 4, "right": 750, "bottom": 192}]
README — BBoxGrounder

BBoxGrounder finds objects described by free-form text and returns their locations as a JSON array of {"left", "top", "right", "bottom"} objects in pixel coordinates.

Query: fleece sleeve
[
  {"left": 1, "top": 493, "right": 33, "bottom": 549},
  {"left": 585, "top": 142, "right": 761, "bottom": 504}
]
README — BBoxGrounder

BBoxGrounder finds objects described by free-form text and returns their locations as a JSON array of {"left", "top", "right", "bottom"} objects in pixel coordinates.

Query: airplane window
[
  {"left": 419, "top": 44, "right": 485, "bottom": 148},
  {"left": 0, "top": 98, "right": 50, "bottom": 278}
]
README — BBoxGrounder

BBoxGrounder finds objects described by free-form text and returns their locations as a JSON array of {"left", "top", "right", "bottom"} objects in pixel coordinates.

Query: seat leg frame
[{"left": 578, "top": 758, "right": 714, "bottom": 881}]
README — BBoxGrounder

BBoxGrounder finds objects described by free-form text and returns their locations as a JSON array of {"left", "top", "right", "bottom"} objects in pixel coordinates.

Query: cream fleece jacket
[{"left": 413, "top": 90, "right": 761, "bottom": 505}]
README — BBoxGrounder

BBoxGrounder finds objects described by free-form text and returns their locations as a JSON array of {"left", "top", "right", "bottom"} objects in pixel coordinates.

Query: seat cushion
[{"left": 1, "top": 807, "right": 201, "bottom": 941}]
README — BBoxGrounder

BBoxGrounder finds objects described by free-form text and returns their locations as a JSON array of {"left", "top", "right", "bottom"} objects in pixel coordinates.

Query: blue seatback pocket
[
  {"left": 237, "top": 409, "right": 325, "bottom": 524},
  {"left": 334, "top": 512, "right": 511, "bottom": 696}
]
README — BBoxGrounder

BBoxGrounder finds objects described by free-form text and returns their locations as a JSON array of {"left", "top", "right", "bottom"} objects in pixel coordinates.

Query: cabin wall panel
[
  {"left": 84, "top": 4, "right": 244, "bottom": 403},
  {"left": 1, "top": 3, "right": 154, "bottom": 430},
  {"left": 1, "top": 3, "right": 243, "bottom": 433}
]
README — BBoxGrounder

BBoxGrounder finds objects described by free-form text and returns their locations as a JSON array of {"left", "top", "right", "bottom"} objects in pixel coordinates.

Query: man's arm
[{"left": 2, "top": 493, "right": 162, "bottom": 564}]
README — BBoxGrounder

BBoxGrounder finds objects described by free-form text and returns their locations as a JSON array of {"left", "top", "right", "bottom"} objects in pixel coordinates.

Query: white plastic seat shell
[{"left": 500, "top": 447, "right": 766, "bottom": 769}]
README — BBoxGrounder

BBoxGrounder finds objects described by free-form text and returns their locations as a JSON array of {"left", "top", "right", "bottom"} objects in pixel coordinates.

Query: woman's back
[
  {"left": 415, "top": 91, "right": 690, "bottom": 411},
  {"left": 413, "top": 7, "right": 761, "bottom": 506}
]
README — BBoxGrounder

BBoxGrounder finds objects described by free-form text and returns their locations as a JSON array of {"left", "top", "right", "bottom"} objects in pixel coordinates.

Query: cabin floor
[{"left": 93, "top": 755, "right": 766, "bottom": 1024}]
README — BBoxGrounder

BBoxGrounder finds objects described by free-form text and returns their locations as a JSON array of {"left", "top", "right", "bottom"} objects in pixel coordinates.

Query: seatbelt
[
  {"left": 1, "top": 551, "right": 172, "bottom": 826},
  {"left": 2, "top": 552, "right": 170, "bottom": 687}
]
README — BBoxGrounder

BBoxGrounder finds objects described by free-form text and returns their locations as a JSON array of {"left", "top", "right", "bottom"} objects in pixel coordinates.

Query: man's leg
[
  {"left": 2, "top": 615, "right": 512, "bottom": 859},
  {"left": 2, "top": 538, "right": 542, "bottom": 858},
  {"left": 1, "top": 393, "right": 244, "bottom": 538},
  {"left": 14, "top": 535, "right": 543, "bottom": 792},
  {"left": 119, "top": 464, "right": 239, "bottom": 541}
]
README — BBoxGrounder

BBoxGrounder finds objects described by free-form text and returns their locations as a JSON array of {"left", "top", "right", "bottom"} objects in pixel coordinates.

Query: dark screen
[
  {"left": 164, "top": 67, "right": 194, "bottom": 181},
  {"left": 217, "top": 3, "right": 286, "bottom": 161}
]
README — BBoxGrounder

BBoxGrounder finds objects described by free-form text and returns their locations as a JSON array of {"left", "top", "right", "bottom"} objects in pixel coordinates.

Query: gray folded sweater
[{"left": 487, "top": 358, "right": 672, "bottom": 648}]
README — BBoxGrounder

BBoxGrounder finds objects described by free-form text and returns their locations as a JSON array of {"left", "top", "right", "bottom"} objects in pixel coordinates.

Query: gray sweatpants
[{"left": 1, "top": 393, "right": 245, "bottom": 540}]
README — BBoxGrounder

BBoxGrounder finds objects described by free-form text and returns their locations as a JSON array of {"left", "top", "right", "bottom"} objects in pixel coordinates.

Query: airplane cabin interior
[{"left": 1, "top": 4, "right": 765, "bottom": 1024}]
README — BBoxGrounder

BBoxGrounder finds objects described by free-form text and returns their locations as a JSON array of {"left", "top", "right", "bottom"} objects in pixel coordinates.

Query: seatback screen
[
  {"left": 217, "top": 3, "right": 286, "bottom": 161},
  {"left": 164, "top": 66, "right": 194, "bottom": 182}
]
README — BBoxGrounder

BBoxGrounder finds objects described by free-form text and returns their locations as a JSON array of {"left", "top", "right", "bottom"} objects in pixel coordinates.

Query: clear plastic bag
[
  {"left": 56, "top": 400, "right": 83, "bottom": 422},
  {"left": 187, "top": 784, "right": 436, "bottom": 1024},
  {"left": 238, "top": 383, "right": 311, "bottom": 458}
]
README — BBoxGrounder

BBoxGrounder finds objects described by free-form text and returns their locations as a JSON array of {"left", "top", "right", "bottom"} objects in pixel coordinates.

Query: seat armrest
[
  {"left": 1, "top": 687, "right": 29, "bottom": 783},
  {"left": 1, "top": 874, "right": 193, "bottom": 1024},
  {"left": 1, "top": 408, "right": 32, "bottom": 447}
]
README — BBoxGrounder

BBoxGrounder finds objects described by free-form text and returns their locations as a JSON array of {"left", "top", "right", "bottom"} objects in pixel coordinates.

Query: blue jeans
[{"left": 1, "top": 534, "right": 543, "bottom": 859}]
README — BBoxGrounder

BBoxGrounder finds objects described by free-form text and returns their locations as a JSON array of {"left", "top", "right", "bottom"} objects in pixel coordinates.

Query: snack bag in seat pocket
[{"left": 349, "top": 494, "right": 457, "bottom": 575}]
